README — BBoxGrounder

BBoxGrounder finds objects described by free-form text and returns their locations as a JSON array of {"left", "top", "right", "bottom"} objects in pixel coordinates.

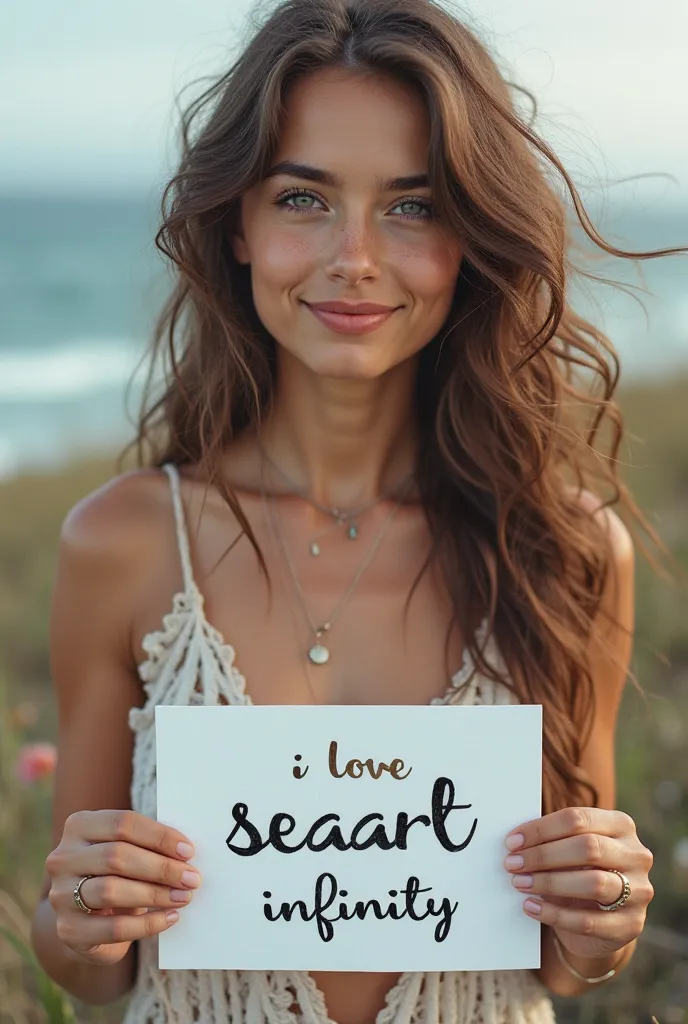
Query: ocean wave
[{"left": 0, "top": 338, "right": 147, "bottom": 401}]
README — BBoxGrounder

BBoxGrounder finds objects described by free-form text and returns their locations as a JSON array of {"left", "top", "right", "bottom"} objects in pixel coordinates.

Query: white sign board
[{"left": 156, "top": 704, "right": 542, "bottom": 972}]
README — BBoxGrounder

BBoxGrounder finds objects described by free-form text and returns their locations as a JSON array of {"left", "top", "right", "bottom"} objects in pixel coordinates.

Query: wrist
[
  {"left": 552, "top": 932, "right": 633, "bottom": 981},
  {"left": 536, "top": 927, "right": 636, "bottom": 997}
]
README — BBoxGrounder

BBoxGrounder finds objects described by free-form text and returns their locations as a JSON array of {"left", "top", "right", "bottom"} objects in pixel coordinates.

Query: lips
[
  {"left": 307, "top": 300, "right": 399, "bottom": 315},
  {"left": 303, "top": 300, "right": 401, "bottom": 336}
]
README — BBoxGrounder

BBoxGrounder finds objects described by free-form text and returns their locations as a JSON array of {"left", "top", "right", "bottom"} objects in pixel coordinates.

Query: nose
[{"left": 324, "top": 211, "right": 381, "bottom": 286}]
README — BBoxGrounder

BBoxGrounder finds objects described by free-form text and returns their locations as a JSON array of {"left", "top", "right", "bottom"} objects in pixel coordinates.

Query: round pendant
[
  {"left": 308, "top": 643, "right": 330, "bottom": 665},
  {"left": 309, "top": 542, "right": 321, "bottom": 557}
]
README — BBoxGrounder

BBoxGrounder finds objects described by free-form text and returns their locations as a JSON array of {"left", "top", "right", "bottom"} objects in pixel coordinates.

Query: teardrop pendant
[
  {"left": 309, "top": 542, "right": 321, "bottom": 557},
  {"left": 347, "top": 524, "right": 358, "bottom": 540},
  {"left": 308, "top": 643, "right": 330, "bottom": 665}
]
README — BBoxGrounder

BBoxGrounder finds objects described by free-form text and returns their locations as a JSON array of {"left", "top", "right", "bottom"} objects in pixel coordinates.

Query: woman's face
[{"left": 233, "top": 67, "right": 463, "bottom": 381}]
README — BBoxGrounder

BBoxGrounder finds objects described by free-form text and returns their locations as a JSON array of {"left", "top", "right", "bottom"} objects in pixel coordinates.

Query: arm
[
  {"left": 30, "top": 473, "right": 196, "bottom": 1004},
  {"left": 519, "top": 500, "right": 652, "bottom": 997},
  {"left": 537, "top": 503, "right": 639, "bottom": 996}
]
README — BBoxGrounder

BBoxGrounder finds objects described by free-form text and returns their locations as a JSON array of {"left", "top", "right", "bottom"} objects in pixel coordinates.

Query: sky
[{"left": 1, "top": 0, "right": 687, "bottom": 204}]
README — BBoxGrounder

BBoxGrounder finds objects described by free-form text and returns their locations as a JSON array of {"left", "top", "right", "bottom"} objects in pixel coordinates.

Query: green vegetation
[{"left": 0, "top": 379, "right": 686, "bottom": 1022}]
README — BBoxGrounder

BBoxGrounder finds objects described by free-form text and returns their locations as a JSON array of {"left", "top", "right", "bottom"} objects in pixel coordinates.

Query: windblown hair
[{"left": 126, "top": 0, "right": 683, "bottom": 813}]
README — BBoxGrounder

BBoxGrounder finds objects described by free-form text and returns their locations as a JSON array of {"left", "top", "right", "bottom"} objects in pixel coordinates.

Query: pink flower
[{"left": 15, "top": 743, "right": 57, "bottom": 784}]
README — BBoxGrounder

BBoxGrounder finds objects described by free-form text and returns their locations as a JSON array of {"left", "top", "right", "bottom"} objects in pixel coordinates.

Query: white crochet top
[{"left": 124, "top": 463, "right": 556, "bottom": 1024}]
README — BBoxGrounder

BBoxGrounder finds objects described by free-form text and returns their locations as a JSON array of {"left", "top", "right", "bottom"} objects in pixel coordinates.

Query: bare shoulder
[
  {"left": 60, "top": 467, "right": 172, "bottom": 564},
  {"left": 564, "top": 484, "right": 635, "bottom": 570},
  {"left": 55, "top": 468, "right": 182, "bottom": 665},
  {"left": 565, "top": 485, "right": 635, "bottom": 674},
  {"left": 60, "top": 462, "right": 244, "bottom": 564}
]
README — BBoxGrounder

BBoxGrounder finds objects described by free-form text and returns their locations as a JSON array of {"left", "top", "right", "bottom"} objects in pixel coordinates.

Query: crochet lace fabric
[{"left": 123, "top": 463, "right": 556, "bottom": 1024}]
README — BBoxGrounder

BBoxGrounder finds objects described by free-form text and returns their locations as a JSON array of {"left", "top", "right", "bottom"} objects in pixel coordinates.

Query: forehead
[{"left": 273, "top": 67, "right": 431, "bottom": 178}]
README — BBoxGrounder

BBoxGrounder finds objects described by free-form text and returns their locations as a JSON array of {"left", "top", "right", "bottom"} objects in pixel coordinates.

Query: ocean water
[{"left": 0, "top": 193, "right": 686, "bottom": 479}]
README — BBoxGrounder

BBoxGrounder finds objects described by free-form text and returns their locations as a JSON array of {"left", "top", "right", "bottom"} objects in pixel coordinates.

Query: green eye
[
  {"left": 289, "top": 194, "right": 317, "bottom": 209},
  {"left": 398, "top": 201, "right": 422, "bottom": 215},
  {"left": 391, "top": 198, "right": 434, "bottom": 221},
  {"left": 274, "top": 188, "right": 325, "bottom": 214}
]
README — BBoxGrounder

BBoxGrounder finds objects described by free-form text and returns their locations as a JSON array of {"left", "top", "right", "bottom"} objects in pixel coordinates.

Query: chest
[
  {"left": 134, "top": 502, "right": 469, "bottom": 707},
  {"left": 206, "top": 566, "right": 466, "bottom": 706}
]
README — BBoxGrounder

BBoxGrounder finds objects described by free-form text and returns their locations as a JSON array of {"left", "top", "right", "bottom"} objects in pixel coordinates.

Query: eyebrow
[{"left": 264, "top": 160, "right": 430, "bottom": 192}]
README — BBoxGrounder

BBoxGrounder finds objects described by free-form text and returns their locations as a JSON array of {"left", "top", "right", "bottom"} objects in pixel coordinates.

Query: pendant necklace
[
  {"left": 262, "top": 465, "right": 413, "bottom": 666},
  {"left": 258, "top": 438, "right": 413, "bottom": 556}
]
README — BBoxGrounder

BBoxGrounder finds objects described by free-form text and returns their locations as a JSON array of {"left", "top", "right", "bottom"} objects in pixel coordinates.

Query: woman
[{"left": 30, "top": 0, "right": 675, "bottom": 1021}]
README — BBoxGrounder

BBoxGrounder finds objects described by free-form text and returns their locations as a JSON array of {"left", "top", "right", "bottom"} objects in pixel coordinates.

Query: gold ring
[
  {"left": 73, "top": 875, "right": 95, "bottom": 914},
  {"left": 597, "top": 869, "right": 631, "bottom": 912}
]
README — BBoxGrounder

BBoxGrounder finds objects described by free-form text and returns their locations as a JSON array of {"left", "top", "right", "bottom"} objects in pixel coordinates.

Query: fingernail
[
  {"left": 170, "top": 889, "right": 192, "bottom": 903},
  {"left": 166, "top": 910, "right": 179, "bottom": 923},
  {"left": 181, "top": 870, "right": 201, "bottom": 889},
  {"left": 511, "top": 874, "right": 533, "bottom": 889},
  {"left": 506, "top": 833, "right": 525, "bottom": 851},
  {"left": 524, "top": 898, "right": 543, "bottom": 916},
  {"left": 505, "top": 854, "right": 524, "bottom": 870},
  {"left": 177, "top": 842, "right": 194, "bottom": 859}
]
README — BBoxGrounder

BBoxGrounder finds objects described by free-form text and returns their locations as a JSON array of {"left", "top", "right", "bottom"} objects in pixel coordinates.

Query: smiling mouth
[{"left": 303, "top": 302, "right": 400, "bottom": 336}]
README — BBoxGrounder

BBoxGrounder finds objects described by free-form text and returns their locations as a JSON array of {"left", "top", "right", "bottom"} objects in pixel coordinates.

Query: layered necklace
[
  {"left": 260, "top": 450, "right": 413, "bottom": 666},
  {"left": 258, "top": 439, "right": 413, "bottom": 556}
]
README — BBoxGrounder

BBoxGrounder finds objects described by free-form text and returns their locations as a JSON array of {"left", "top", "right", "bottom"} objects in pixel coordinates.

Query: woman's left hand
[{"left": 504, "top": 807, "right": 654, "bottom": 960}]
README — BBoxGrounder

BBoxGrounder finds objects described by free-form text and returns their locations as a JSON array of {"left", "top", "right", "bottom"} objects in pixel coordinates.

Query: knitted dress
[{"left": 124, "top": 463, "right": 556, "bottom": 1024}]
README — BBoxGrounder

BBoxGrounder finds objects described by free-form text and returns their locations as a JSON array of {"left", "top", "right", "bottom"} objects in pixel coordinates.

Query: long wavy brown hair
[{"left": 124, "top": 0, "right": 684, "bottom": 814}]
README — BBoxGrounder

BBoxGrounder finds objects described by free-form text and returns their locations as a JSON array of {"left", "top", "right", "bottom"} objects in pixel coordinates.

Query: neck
[{"left": 258, "top": 352, "right": 419, "bottom": 509}]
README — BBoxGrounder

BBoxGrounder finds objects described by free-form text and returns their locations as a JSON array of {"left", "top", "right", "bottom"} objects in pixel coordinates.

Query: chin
[{"left": 305, "top": 350, "right": 390, "bottom": 381}]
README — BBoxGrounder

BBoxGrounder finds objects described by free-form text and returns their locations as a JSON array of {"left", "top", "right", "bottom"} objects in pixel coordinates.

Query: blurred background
[{"left": 0, "top": 1, "right": 686, "bottom": 1021}]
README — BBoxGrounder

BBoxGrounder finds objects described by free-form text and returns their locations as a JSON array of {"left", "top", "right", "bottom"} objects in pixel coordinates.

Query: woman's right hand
[{"left": 46, "top": 809, "right": 201, "bottom": 966}]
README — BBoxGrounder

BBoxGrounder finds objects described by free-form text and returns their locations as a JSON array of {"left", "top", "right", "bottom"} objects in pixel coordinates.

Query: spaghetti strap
[{"left": 161, "top": 463, "right": 196, "bottom": 595}]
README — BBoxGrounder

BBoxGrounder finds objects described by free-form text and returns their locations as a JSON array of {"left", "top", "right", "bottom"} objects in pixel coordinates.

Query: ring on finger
[
  {"left": 597, "top": 869, "right": 632, "bottom": 912},
  {"left": 73, "top": 875, "right": 96, "bottom": 914}
]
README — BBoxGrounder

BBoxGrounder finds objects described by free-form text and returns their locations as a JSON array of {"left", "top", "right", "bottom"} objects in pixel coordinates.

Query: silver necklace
[
  {"left": 258, "top": 439, "right": 413, "bottom": 556},
  {"left": 263, "top": 470, "right": 412, "bottom": 666}
]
